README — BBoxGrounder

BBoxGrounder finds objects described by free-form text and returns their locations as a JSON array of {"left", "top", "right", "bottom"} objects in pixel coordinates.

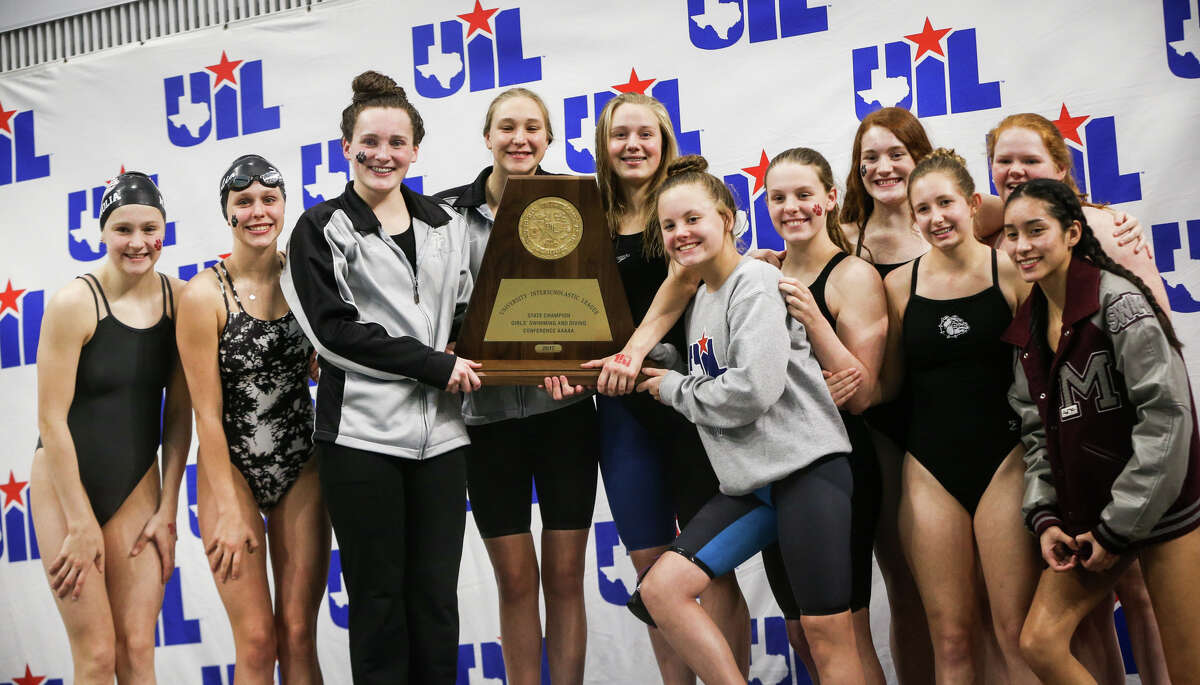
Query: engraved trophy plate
[
  {"left": 483, "top": 279, "right": 612, "bottom": 342},
  {"left": 518, "top": 197, "right": 583, "bottom": 260}
]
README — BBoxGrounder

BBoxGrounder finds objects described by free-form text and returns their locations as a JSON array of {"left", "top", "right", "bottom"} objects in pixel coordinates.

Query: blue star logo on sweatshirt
[{"left": 688, "top": 331, "right": 727, "bottom": 378}]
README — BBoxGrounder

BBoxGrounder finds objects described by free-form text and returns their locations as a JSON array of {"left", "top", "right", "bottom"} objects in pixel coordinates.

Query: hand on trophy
[
  {"left": 539, "top": 375, "right": 587, "bottom": 400},
  {"left": 446, "top": 356, "right": 483, "bottom": 394},
  {"left": 584, "top": 347, "right": 645, "bottom": 396}
]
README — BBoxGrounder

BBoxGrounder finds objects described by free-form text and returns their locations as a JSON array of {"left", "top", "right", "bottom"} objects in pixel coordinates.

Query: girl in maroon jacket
[{"left": 1000, "top": 178, "right": 1200, "bottom": 684}]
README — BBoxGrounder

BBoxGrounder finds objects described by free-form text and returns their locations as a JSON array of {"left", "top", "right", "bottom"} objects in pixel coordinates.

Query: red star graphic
[
  {"left": 205, "top": 51, "right": 243, "bottom": 89},
  {"left": 13, "top": 665, "right": 46, "bottom": 685},
  {"left": 1, "top": 471, "right": 28, "bottom": 509},
  {"left": 0, "top": 99, "right": 16, "bottom": 135},
  {"left": 904, "top": 17, "right": 952, "bottom": 63},
  {"left": 457, "top": 0, "right": 499, "bottom": 37},
  {"left": 119, "top": 164, "right": 126, "bottom": 174},
  {"left": 612, "top": 68, "right": 656, "bottom": 95},
  {"left": 1053, "top": 103, "right": 1089, "bottom": 146},
  {"left": 742, "top": 150, "right": 770, "bottom": 195},
  {"left": 697, "top": 334, "right": 710, "bottom": 354},
  {"left": 0, "top": 279, "right": 26, "bottom": 317}
]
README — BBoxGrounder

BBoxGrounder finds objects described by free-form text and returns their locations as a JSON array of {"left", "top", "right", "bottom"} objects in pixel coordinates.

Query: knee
[
  {"left": 74, "top": 637, "right": 117, "bottom": 680},
  {"left": 237, "top": 618, "right": 279, "bottom": 671},
  {"left": 992, "top": 613, "right": 1025, "bottom": 654},
  {"left": 494, "top": 563, "right": 540, "bottom": 604},
  {"left": 113, "top": 626, "right": 156, "bottom": 670},
  {"left": 639, "top": 563, "right": 695, "bottom": 617},
  {"left": 928, "top": 620, "right": 974, "bottom": 666},
  {"left": 540, "top": 561, "right": 584, "bottom": 603},
  {"left": 276, "top": 614, "right": 317, "bottom": 658},
  {"left": 799, "top": 616, "right": 848, "bottom": 664},
  {"left": 1019, "top": 617, "right": 1069, "bottom": 670}
]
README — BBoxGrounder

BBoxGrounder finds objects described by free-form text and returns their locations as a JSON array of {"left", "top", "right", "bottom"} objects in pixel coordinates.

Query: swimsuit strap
[
  {"left": 815, "top": 251, "right": 849, "bottom": 286},
  {"left": 216, "top": 262, "right": 246, "bottom": 312},
  {"left": 79, "top": 273, "right": 113, "bottom": 317},
  {"left": 158, "top": 272, "right": 173, "bottom": 318},
  {"left": 75, "top": 275, "right": 103, "bottom": 320},
  {"left": 990, "top": 248, "right": 999, "bottom": 286},
  {"left": 210, "top": 264, "right": 232, "bottom": 315},
  {"left": 909, "top": 256, "right": 923, "bottom": 296}
]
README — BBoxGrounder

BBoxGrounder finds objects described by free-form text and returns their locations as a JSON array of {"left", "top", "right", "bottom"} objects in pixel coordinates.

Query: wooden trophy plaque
[{"left": 455, "top": 176, "right": 635, "bottom": 385}]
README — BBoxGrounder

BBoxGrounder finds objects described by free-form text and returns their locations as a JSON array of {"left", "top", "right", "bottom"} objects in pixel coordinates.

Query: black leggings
[
  {"left": 318, "top": 442, "right": 467, "bottom": 685},
  {"left": 673, "top": 455, "right": 854, "bottom": 616}
]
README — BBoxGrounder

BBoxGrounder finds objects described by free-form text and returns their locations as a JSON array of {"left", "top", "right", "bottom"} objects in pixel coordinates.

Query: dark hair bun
[
  {"left": 667, "top": 155, "right": 709, "bottom": 178},
  {"left": 352, "top": 70, "right": 406, "bottom": 103}
]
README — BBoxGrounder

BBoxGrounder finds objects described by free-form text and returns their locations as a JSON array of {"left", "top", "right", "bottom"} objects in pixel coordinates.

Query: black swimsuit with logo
[{"left": 902, "top": 250, "right": 1020, "bottom": 514}]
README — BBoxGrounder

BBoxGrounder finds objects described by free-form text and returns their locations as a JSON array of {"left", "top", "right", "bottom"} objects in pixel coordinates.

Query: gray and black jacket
[
  {"left": 281, "top": 182, "right": 473, "bottom": 459},
  {"left": 1003, "top": 258, "right": 1200, "bottom": 553},
  {"left": 435, "top": 166, "right": 591, "bottom": 425}
]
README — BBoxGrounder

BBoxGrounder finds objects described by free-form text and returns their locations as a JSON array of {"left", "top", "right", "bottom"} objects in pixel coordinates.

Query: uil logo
[
  {"left": 687, "top": 0, "right": 828, "bottom": 50},
  {"left": 1150, "top": 218, "right": 1200, "bottom": 313},
  {"left": 1164, "top": 0, "right": 1200, "bottom": 78},
  {"left": 689, "top": 331, "right": 728, "bottom": 379},
  {"left": 163, "top": 51, "right": 281, "bottom": 147},
  {"left": 562, "top": 69, "right": 702, "bottom": 174},
  {"left": 0, "top": 98, "right": 50, "bottom": 186},
  {"left": 1, "top": 471, "right": 40, "bottom": 564},
  {"left": 750, "top": 616, "right": 806, "bottom": 685},
  {"left": 412, "top": 1, "right": 541, "bottom": 99},
  {"left": 68, "top": 169, "right": 178, "bottom": 262},
  {"left": 725, "top": 149, "right": 783, "bottom": 252},
  {"left": 300, "top": 138, "right": 424, "bottom": 209},
  {"left": 851, "top": 17, "right": 1001, "bottom": 120},
  {"left": 594, "top": 520, "right": 638, "bottom": 606},
  {"left": 0, "top": 280, "right": 44, "bottom": 370},
  {"left": 156, "top": 567, "right": 202, "bottom": 646},
  {"left": 988, "top": 104, "right": 1143, "bottom": 206}
]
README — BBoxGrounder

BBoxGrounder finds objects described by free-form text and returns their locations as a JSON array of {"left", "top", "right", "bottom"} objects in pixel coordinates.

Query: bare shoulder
[
  {"left": 833, "top": 253, "right": 884, "bottom": 290},
  {"left": 177, "top": 269, "right": 223, "bottom": 314},
  {"left": 994, "top": 248, "right": 1031, "bottom": 305},
  {"left": 43, "top": 278, "right": 99, "bottom": 344}
]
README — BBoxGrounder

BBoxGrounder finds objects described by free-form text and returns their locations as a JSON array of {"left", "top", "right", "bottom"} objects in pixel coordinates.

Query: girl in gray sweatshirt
[{"left": 630, "top": 156, "right": 865, "bottom": 685}]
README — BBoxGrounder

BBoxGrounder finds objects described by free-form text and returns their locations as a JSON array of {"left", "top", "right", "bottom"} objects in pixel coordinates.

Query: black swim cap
[
  {"left": 99, "top": 172, "right": 166, "bottom": 229},
  {"left": 219, "top": 154, "right": 286, "bottom": 218}
]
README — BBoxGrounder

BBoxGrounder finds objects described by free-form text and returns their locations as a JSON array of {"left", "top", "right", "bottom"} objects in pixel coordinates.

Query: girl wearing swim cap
[
  {"left": 30, "top": 171, "right": 192, "bottom": 684},
  {"left": 176, "top": 155, "right": 329, "bottom": 684}
]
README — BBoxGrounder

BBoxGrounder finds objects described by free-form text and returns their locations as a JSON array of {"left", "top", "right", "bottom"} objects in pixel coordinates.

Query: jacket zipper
[{"left": 411, "top": 228, "right": 437, "bottom": 458}]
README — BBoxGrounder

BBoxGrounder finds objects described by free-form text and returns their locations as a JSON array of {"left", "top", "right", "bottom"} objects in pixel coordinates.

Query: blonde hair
[
  {"left": 483, "top": 87, "right": 554, "bottom": 145},
  {"left": 593, "top": 93, "right": 680, "bottom": 257}
]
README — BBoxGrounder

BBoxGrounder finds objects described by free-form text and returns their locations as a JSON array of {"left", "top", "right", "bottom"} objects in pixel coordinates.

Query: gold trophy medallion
[{"left": 518, "top": 197, "right": 583, "bottom": 260}]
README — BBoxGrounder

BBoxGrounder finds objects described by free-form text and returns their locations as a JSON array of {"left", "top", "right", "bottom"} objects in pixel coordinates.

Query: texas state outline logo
[
  {"left": 412, "top": 1, "right": 541, "bottom": 100},
  {"left": 1150, "top": 219, "right": 1200, "bottom": 313},
  {"left": 163, "top": 51, "right": 281, "bottom": 147},
  {"left": 0, "top": 97, "right": 51, "bottom": 186},
  {"left": 1164, "top": 0, "right": 1200, "bottom": 77},
  {"left": 299, "top": 138, "right": 424, "bottom": 210},
  {"left": 561, "top": 68, "right": 702, "bottom": 175},
  {"left": 686, "top": 0, "right": 828, "bottom": 50},
  {"left": 851, "top": 16, "right": 1001, "bottom": 121}
]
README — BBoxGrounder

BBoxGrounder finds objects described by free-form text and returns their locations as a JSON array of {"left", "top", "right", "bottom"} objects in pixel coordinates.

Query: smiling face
[
  {"left": 102, "top": 204, "right": 166, "bottom": 274},
  {"left": 225, "top": 183, "right": 284, "bottom": 249},
  {"left": 344, "top": 106, "right": 418, "bottom": 195},
  {"left": 858, "top": 125, "right": 916, "bottom": 207},
  {"left": 485, "top": 95, "right": 549, "bottom": 177},
  {"left": 607, "top": 103, "right": 663, "bottom": 189},
  {"left": 908, "top": 171, "right": 979, "bottom": 250},
  {"left": 990, "top": 127, "right": 1067, "bottom": 201},
  {"left": 1002, "top": 195, "right": 1080, "bottom": 283},
  {"left": 658, "top": 182, "right": 733, "bottom": 270},
  {"left": 766, "top": 161, "right": 836, "bottom": 245}
]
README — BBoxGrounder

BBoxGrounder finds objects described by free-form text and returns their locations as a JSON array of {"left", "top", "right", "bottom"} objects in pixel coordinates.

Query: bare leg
[
  {"left": 974, "top": 448, "right": 1040, "bottom": 684},
  {"left": 1139, "top": 525, "right": 1200, "bottom": 684},
  {"left": 1114, "top": 560, "right": 1171, "bottom": 685},
  {"left": 630, "top": 545, "right": 696, "bottom": 685},
  {"left": 801, "top": 611, "right": 868, "bottom": 684},
  {"left": 1020, "top": 560, "right": 1131, "bottom": 684},
  {"left": 898, "top": 454, "right": 985, "bottom": 684},
  {"left": 482, "top": 533, "right": 543, "bottom": 685},
  {"left": 198, "top": 459, "right": 276, "bottom": 684},
  {"left": 30, "top": 448, "right": 118, "bottom": 685},
  {"left": 268, "top": 458, "right": 330, "bottom": 685},
  {"left": 540, "top": 528, "right": 590, "bottom": 685},
  {"left": 640, "top": 552, "right": 744, "bottom": 685},
  {"left": 700, "top": 571, "right": 750, "bottom": 677},
  {"left": 1076, "top": 595, "right": 1125, "bottom": 684},
  {"left": 104, "top": 464, "right": 169, "bottom": 685},
  {"left": 783, "top": 619, "right": 819, "bottom": 683},
  {"left": 870, "top": 431, "right": 935, "bottom": 684}
]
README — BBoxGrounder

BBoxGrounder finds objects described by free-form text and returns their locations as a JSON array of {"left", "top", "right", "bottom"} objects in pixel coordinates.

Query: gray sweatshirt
[{"left": 658, "top": 257, "right": 851, "bottom": 496}]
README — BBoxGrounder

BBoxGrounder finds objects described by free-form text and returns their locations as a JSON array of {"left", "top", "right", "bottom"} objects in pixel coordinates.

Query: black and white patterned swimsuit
[{"left": 214, "top": 261, "right": 315, "bottom": 508}]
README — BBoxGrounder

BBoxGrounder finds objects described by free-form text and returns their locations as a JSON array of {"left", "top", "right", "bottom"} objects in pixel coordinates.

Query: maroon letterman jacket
[{"left": 1002, "top": 258, "right": 1200, "bottom": 554}]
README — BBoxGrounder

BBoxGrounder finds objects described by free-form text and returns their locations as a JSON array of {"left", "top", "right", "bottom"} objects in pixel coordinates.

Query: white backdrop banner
[{"left": 1, "top": 0, "right": 1198, "bottom": 682}]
